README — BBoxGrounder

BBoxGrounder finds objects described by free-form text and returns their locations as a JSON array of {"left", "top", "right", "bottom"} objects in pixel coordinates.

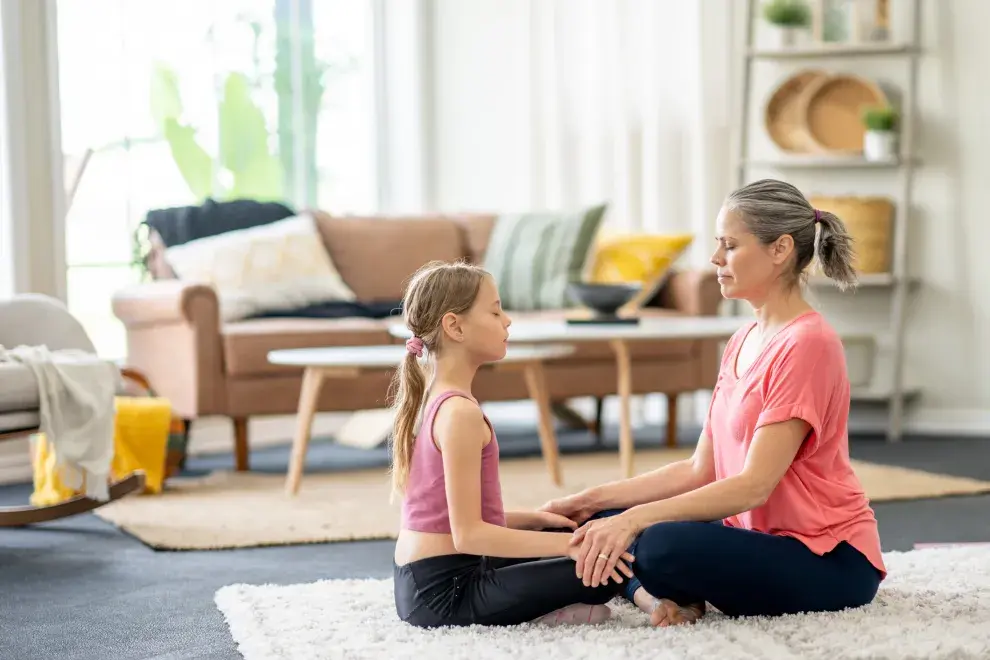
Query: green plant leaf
[
  {"left": 219, "top": 73, "right": 275, "bottom": 177},
  {"left": 150, "top": 64, "right": 183, "bottom": 126},
  {"left": 862, "top": 105, "right": 898, "bottom": 131},
  {"left": 230, "top": 152, "right": 283, "bottom": 201},
  {"left": 762, "top": 0, "right": 811, "bottom": 27},
  {"left": 163, "top": 118, "right": 216, "bottom": 200}
]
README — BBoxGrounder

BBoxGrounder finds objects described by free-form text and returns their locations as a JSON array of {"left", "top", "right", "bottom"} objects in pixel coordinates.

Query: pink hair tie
[{"left": 405, "top": 336, "right": 424, "bottom": 358}]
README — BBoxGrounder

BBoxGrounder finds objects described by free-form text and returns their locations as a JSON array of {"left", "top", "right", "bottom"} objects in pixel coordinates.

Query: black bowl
[{"left": 567, "top": 282, "right": 642, "bottom": 316}]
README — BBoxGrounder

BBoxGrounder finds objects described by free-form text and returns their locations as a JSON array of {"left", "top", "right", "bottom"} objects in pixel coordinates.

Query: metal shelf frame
[{"left": 731, "top": 0, "right": 923, "bottom": 442}]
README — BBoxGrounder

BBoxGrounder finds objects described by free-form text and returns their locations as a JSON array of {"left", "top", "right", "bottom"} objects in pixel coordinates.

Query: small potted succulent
[
  {"left": 862, "top": 105, "right": 899, "bottom": 161},
  {"left": 762, "top": 0, "right": 811, "bottom": 48}
]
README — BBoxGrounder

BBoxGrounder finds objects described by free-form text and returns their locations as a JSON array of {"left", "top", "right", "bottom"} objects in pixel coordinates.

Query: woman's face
[{"left": 710, "top": 207, "right": 788, "bottom": 301}]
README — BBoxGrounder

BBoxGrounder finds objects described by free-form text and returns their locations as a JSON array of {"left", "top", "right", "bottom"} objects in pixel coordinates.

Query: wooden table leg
[
  {"left": 609, "top": 339, "right": 634, "bottom": 478},
  {"left": 520, "top": 361, "right": 563, "bottom": 486},
  {"left": 285, "top": 367, "right": 326, "bottom": 496}
]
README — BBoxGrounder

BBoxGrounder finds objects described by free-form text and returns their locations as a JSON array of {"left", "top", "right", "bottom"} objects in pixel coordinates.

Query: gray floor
[{"left": 1, "top": 423, "right": 989, "bottom": 660}]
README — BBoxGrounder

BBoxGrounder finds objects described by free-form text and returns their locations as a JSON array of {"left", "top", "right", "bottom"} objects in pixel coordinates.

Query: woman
[{"left": 542, "top": 178, "right": 887, "bottom": 627}]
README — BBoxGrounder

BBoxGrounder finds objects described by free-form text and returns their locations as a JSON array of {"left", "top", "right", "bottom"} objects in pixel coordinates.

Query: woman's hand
[
  {"left": 539, "top": 491, "right": 598, "bottom": 526},
  {"left": 567, "top": 543, "right": 635, "bottom": 585},
  {"left": 571, "top": 513, "right": 641, "bottom": 587}
]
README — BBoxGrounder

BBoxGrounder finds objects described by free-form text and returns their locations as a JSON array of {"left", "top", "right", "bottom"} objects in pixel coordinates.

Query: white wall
[{"left": 427, "top": 0, "right": 990, "bottom": 435}]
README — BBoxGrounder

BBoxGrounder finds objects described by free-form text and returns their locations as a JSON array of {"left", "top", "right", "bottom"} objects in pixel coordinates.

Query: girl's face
[{"left": 454, "top": 275, "right": 511, "bottom": 363}]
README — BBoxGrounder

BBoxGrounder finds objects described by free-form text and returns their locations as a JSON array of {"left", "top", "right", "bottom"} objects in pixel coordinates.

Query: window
[{"left": 54, "top": 0, "right": 380, "bottom": 358}]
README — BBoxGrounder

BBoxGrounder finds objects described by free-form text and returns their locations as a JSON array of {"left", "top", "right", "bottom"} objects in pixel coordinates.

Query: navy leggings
[{"left": 590, "top": 509, "right": 883, "bottom": 617}]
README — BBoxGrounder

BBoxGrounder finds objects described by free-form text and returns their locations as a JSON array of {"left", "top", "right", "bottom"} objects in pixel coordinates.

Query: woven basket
[{"left": 808, "top": 195, "right": 893, "bottom": 273}]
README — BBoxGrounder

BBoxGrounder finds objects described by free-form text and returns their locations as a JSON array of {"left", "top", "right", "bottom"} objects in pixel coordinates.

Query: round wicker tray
[
  {"left": 802, "top": 74, "right": 889, "bottom": 153},
  {"left": 764, "top": 69, "right": 830, "bottom": 153}
]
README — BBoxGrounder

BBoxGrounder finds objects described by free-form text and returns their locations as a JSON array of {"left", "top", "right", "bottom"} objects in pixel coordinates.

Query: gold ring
[{"left": 597, "top": 553, "right": 609, "bottom": 561}]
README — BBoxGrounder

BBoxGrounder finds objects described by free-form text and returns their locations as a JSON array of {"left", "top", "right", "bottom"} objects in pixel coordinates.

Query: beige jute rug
[{"left": 95, "top": 448, "right": 990, "bottom": 551}]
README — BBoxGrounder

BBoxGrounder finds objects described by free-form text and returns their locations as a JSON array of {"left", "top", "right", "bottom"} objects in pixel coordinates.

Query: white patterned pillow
[{"left": 164, "top": 213, "right": 356, "bottom": 321}]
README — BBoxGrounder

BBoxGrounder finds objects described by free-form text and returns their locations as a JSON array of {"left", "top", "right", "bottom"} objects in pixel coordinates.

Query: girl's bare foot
[{"left": 650, "top": 598, "right": 705, "bottom": 627}]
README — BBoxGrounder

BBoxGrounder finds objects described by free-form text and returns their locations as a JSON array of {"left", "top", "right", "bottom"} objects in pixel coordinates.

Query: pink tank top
[{"left": 400, "top": 391, "right": 507, "bottom": 533}]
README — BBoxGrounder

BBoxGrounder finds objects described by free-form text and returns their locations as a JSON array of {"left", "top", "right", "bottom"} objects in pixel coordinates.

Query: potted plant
[
  {"left": 762, "top": 0, "right": 811, "bottom": 48},
  {"left": 862, "top": 105, "right": 899, "bottom": 161}
]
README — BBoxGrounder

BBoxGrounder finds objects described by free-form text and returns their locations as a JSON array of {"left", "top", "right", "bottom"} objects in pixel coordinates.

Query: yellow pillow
[{"left": 588, "top": 233, "right": 694, "bottom": 284}]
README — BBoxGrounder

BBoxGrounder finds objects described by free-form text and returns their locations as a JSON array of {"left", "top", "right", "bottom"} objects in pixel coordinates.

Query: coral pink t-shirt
[{"left": 704, "top": 310, "right": 886, "bottom": 579}]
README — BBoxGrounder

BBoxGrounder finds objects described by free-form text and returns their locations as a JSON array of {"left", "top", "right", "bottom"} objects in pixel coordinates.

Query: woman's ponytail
[{"left": 814, "top": 210, "right": 858, "bottom": 291}]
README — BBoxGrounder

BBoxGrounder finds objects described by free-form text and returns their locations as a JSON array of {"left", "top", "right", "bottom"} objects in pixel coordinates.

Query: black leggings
[
  {"left": 393, "top": 551, "right": 623, "bottom": 628},
  {"left": 590, "top": 509, "right": 883, "bottom": 617}
]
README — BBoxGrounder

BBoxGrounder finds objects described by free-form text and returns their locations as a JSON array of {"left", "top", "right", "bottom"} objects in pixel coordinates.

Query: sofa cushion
[
  {"left": 221, "top": 318, "right": 397, "bottom": 377},
  {"left": 0, "top": 363, "right": 39, "bottom": 412},
  {"left": 454, "top": 214, "right": 498, "bottom": 263},
  {"left": 484, "top": 204, "right": 607, "bottom": 311},
  {"left": 311, "top": 212, "right": 470, "bottom": 301},
  {"left": 0, "top": 411, "right": 39, "bottom": 433},
  {"left": 165, "top": 214, "right": 356, "bottom": 322}
]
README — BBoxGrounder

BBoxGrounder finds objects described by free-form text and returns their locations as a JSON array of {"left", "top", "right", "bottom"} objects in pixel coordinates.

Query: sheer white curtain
[
  {"left": 0, "top": 2, "right": 8, "bottom": 299},
  {"left": 525, "top": 0, "right": 732, "bottom": 265}
]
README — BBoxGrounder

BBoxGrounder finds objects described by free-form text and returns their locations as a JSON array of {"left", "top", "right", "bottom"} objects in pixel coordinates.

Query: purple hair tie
[{"left": 814, "top": 208, "right": 822, "bottom": 224}]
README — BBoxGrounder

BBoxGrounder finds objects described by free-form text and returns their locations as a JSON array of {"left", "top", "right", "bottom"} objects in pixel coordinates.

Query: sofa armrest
[
  {"left": 654, "top": 269, "right": 722, "bottom": 316},
  {"left": 111, "top": 280, "right": 225, "bottom": 418},
  {"left": 113, "top": 280, "right": 219, "bottom": 327}
]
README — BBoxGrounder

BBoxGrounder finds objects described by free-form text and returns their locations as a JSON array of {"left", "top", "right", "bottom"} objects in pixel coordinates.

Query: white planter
[
  {"left": 770, "top": 25, "right": 802, "bottom": 48},
  {"left": 864, "top": 130, "right": 898, "bottom": 161},
  {"left": 843, "top": 337, "right": 876, "bottom": 388}
]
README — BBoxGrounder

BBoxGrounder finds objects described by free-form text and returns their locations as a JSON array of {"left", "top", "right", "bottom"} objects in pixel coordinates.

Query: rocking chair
[{"left": 0, "top": 293, "right": 145, "bottom": 527}]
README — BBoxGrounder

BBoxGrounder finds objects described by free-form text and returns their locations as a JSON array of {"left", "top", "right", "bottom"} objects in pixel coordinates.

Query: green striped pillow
[{"left": 483, "top": 204, "right": 607, "bottom": 311}]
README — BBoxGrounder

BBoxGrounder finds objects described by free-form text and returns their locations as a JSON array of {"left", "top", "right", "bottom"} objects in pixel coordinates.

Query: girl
[
  {"left": 389, "top": 260, "right": 634, "bottom": 628},
  {"left": 542, "top": 179, "right": 886, "bottom": 627}
]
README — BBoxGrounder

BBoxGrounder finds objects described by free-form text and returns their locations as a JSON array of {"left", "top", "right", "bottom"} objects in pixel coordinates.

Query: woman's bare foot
[
  {"left": 649, "top": 598, "right": 705, "bottom": 628},
  {"left": 631, "top": 587, "right": 704, "bottom": 627}
]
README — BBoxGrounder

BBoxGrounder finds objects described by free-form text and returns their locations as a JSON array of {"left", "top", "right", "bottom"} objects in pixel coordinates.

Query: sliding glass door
[{"left": 54, "top": 0, "right": 381, "bottom": 357}]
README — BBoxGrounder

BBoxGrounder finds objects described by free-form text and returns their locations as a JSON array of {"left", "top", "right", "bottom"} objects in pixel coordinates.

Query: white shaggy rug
[{"left": 215, "top": 546, "right": 990, "bottom": 660}]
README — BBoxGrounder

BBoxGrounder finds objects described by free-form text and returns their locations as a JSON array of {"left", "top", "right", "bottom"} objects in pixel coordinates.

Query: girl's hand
[
  {"left": 526, "top": 510, "right": 578, "bottom": 531},
  {"left": 539, "top": 492, "right": 597, "bottom": 525},
  {"left": 571, "top": 514, "right": 640, "bottom": 587}
]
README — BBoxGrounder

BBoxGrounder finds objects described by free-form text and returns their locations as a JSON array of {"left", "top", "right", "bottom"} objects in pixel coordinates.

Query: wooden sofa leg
[
  {"left": 666, "top": 394, "right": 678, "bottom": 448},
  {"left": 233, "top": 417, "right": 249, "bottom": 471}
]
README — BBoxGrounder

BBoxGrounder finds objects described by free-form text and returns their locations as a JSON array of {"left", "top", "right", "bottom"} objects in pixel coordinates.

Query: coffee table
[
  {"left": 268, "top": 343, "right": 576, "bottom": 495},
  {"left": 390, "top": 315, "right": 750, "bottom": 477}
]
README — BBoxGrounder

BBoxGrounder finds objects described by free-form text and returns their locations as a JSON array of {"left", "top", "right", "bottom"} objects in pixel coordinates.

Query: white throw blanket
[{"left": 0, "top": 344, "right": 118, "bottom": 500}]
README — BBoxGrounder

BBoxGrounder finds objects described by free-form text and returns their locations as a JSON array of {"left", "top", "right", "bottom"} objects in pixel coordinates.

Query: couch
[{"left": 111, "top": 212, "right": 722, "bottom": 471}]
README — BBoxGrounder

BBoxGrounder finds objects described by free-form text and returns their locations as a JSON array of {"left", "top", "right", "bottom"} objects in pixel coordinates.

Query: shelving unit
[{"left": 732, "top": 0, "right": 922, "bottom": 442}]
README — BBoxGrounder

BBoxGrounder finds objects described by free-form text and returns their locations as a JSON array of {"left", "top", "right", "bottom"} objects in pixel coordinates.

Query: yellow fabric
[
  {"left": 30, "top": 396, "right": 173, "bottom": 506},
  {"left": 588, "top": 233, "right": 694, "bottom": 284}
]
